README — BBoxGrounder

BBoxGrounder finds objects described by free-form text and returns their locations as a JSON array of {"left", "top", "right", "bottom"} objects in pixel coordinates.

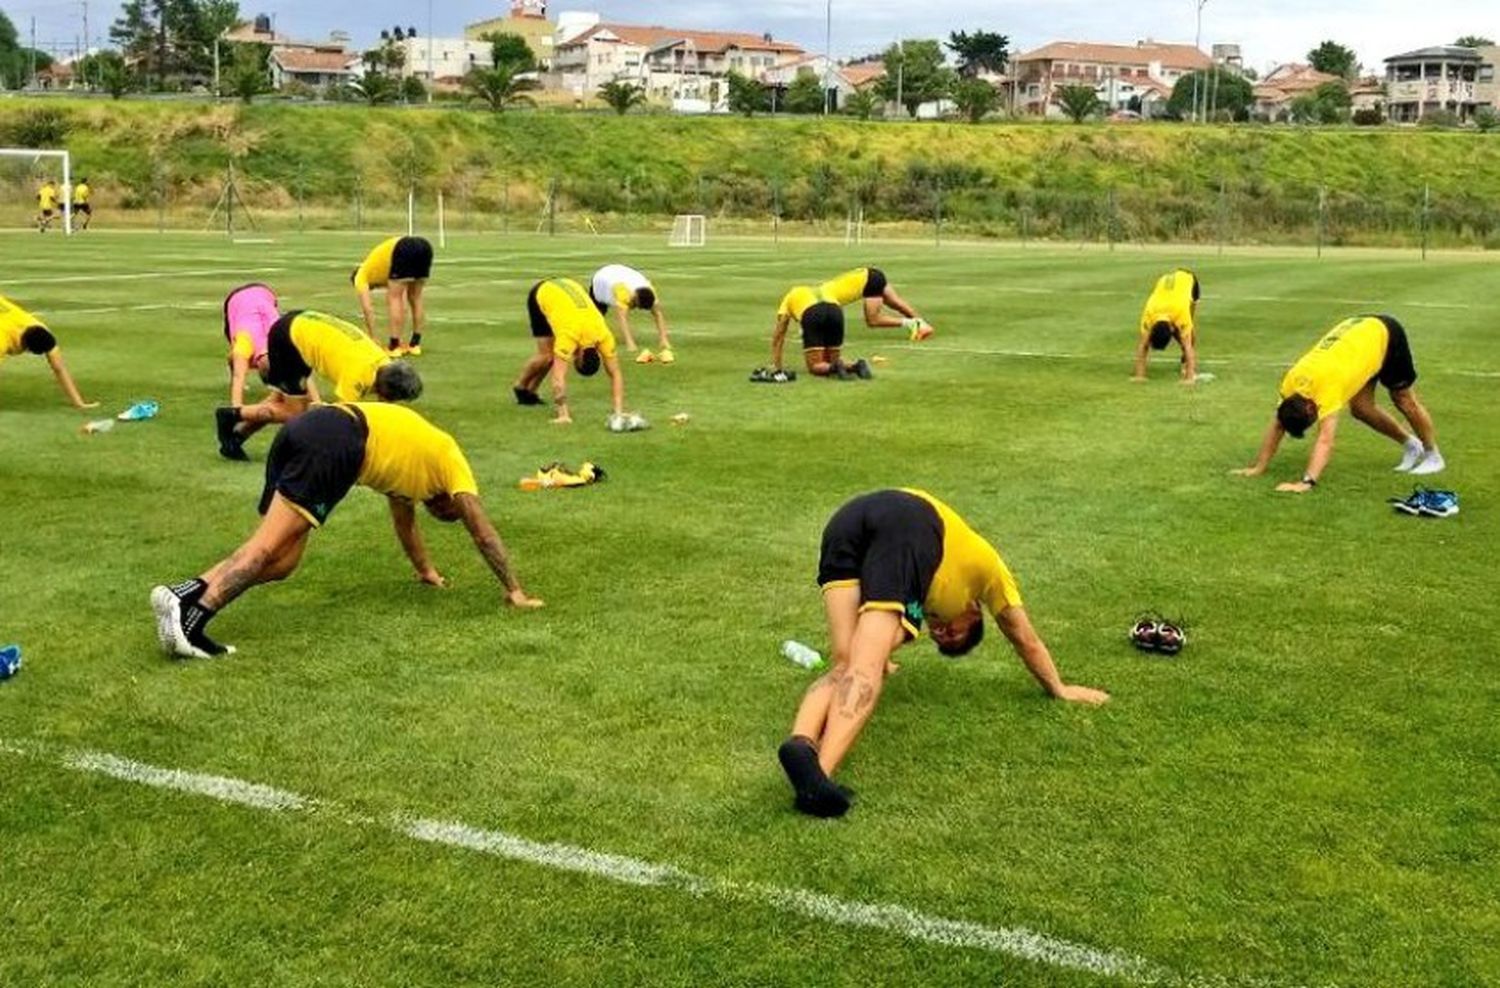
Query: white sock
[
  {"left": 1395, "top": 436, "right": 1425, "bottom": 472},
  {"left": 1410, "top": 449, "right": 1446, "bottom": 476}
]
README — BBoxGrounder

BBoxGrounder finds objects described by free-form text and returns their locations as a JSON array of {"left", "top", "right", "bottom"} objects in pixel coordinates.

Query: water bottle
[
  {"left": 780, "top": 640, "right": 825, "bottom": 671},
  {"left": 0, "top": 645, "right": 21, "bottom": 682}
]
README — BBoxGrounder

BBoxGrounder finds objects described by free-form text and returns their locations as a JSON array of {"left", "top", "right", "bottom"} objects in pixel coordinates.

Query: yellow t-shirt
[
  {"left": 818, "top": 268, "right": 872, "bottom": 307},
  {"left": 350, "top": 402, "right": 479, "bottom": 502},
  {"left": 1279, "top": 316, "right": 1389, "bottom": 421},
  {"left": 1140, "top": 270, "right": 1198, "bottom": 339},
  {"left": 537, "top": 279, "right": 617, "bottom": 361},
  {"left": 353, "top": 237, "right": 400, "bottom": 292},
  {"left": 777, "top": 286, "right": 822, "bottom": 323},
  {"left": 38, "top": 184, "right": 58, "bottom": 210},
  {"left": 73, "top": 183, "right": 91, "bottom": 204},
  {"left": 904, "top": 488, "right": 1023, "bottom": 624},
  {"left": 288, "top": 311, "right": 390, "bottom": 403},
  {"left": 0, "top": 293, "right": 45, "bottom": 361}
]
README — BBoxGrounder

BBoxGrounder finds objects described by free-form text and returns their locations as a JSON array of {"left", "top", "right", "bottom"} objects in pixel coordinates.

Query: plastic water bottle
[
  {"left": 781, "top": 640, "right": 825, "bottom": 671},
  {"left": 0, "top": 645, "right": 21, "bottom": 682}
]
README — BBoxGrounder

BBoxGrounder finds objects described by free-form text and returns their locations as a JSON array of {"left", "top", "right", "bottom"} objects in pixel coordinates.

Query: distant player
[
  {"left": 819, "top": 267, "right": 933, "bottom": 339},
  {"left": 589, "top": 263, "right": 675, "bottom": 364},
  {"left": 1234, "top": 314, "right": 1444, "bottom": 493},
  {"left": 0, "top": 292, "right": 98, "bottom": 409},
  {"left": 36, "top": 178, "right": 59, "bottom": 233},
  {"left": 1132, "top": 269, "right": 1200, "bottom": 383},
  {"left": 72, "top": 177, "right": 92, "bottom": 231},
  {"left": 215, "top": 309, "right": 420, "bottom": 461},
  {"left": 769, "top": 284, "right": 872, "bottom": 380},
  {"left": 152, "top": 402, "right": 544, "bottom": 659},
  {"left": 512, "top": 277, "right": 629, "bottom": 425},
  {"left": 352, "top": 235, "right": 434, "bottom": 355},
  {"left": 777, "top": 489, "right": 1110, "bottom": 818}
]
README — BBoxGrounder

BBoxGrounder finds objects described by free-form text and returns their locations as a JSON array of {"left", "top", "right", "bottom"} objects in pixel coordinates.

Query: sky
[{"left": 8, "top": 0, "right": 1498, "bottom": 74}]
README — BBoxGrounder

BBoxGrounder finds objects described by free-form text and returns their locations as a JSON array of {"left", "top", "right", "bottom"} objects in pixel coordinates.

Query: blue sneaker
[
  {"left": 0, "top": 644, "right": 21, "bottom": 681},
  {"left": 1417, "top": 489, "right": 1459, "bottom": 519},
  {"left": 1388, "top": 488, "right": 1426, "bottom": 516},
  {"left": 117, "top": 400, "right": 160, "bottom": 422}
]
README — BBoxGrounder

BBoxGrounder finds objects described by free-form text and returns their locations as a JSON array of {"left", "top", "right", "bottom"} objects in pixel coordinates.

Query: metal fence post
[
  {"left": 296, "top": 159, "right": 305, "bottom": 233},
  {"left": 1421, "top": 182, "right": 1431, "bottom": 261},
  {"left": 933, "top": 176, "right": 943, "bottom": 248},
  {"left": 1317, "top": 185, "right": 1327, "bottom": 259},
  {"left": 548, "top": 176, "right": 558, "bottom": 236},
  {"left": 1217, "top": 178, "right": 1227, "bottom": 255},
  {"left": 1107, "top": 187, "right": 1117, "bottom": 251}
]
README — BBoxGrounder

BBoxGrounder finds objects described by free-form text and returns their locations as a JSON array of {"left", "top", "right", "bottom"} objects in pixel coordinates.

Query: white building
[
  {"left": 397, "top": 36, "right": 494, "bottom": 86},
  {"left": 552, "top": 22, "right": 804, "bottom": 104}
]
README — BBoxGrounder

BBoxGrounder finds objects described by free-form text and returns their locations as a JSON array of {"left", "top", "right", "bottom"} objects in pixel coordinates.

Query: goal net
[
  {"left": 668, "top": 213, "right": 706, "bottom": 247},
  {"left": 0, "top": 149, "right": 73, "bottom": 235}
]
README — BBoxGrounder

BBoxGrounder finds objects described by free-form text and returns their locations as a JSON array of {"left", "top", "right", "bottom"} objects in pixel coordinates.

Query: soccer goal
[
  {"left": 0, "top": 148, "right": 73, "bottom": 235},
  {"left": 669, "top": 214, "right": 706, "bottom": 247}
]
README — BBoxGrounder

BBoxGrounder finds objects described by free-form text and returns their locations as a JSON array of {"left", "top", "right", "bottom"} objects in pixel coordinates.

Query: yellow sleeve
[
  {"left": 613, "top": 283, "right": 634, "bottom": 309},
  {"left": 552, "top": 324, "right": 578, "bottom": 361},
  {"left": 231, "top": 332, "right": 255, "bottom": 361},
  {"left": 444, "top": 448, "right": 479, "bottom": 497},
  {"left": 983, "top": 555, "right": 1024, "bottom": 614},
  {"left": 596, "top": 325, "right": 617, "bottom": 360},
  {"left": 776, "top": 291, "right": 795, "bottom": 319}
]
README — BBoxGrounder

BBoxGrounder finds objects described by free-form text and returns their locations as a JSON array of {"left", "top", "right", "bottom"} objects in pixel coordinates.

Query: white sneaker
[
  {"left": 1395, "top": 439, "right": 1426, "bottom": 472},
  {"left": 150, "top": 586, "right": 234, "bottom": 660},
  {"left": 1409, "top": 450, "right": 1446, "bottom": 476}
]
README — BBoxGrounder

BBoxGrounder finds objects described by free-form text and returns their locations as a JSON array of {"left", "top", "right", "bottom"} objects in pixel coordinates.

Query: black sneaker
[
  {"left": 778, "top": 737, "right": 852, "bottom": 818},
  {"left": 769, "top": 369, "right": 793, "bottom": 384},
  {"left": 215, "top": 407, "right": 248, "bottom": 461},
  {"left": 852, "top": 358, "right": 874, "bottom": 380},
  {"left": 750, "top": 367, "right": 771, "bottom": 383},
  {"left": 832, "top": 362, "right": 855, "bottom": 381},
  {"left": 513, "top": 386, "right": 543, "bottom": 406}
]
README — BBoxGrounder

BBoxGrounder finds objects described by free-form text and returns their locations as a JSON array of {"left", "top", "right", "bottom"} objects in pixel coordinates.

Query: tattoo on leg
[
  {"left": 203, "top": 548, "right": 268, "bottom": 609},
  {"left": 836, "top": 671, "right": 875, "bottom": 717}
]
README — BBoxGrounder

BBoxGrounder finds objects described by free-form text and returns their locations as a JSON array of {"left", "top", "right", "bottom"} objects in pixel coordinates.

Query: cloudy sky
[{"left": 13, "top": 0, "right": 1498, "bottom": 73}]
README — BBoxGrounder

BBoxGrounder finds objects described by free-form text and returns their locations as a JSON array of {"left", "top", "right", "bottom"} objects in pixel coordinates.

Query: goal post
[
  {"left": 668, "top": 213, "right": 706, "bottom": 247},
  {"left": 0, "top": 148, "right": 72, "bottom": 235}
]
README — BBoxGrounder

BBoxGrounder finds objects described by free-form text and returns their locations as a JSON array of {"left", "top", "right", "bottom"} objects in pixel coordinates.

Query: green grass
[{"left": 1, "top": 231, "right": 1497, "bottom": 987}]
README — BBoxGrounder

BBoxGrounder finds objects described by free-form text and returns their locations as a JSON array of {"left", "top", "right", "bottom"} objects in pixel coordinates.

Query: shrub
[{"left": 1352, "top": 107, "right": 1385, "bottom": 126}]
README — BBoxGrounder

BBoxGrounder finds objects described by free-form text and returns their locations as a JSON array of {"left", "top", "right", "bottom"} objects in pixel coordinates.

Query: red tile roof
[
  {"left": 271, "top": 49, "right": 359, "bottom": 73},
  {"left": 561, "top": 23, "right": 803, "bottom": 55},
  {"left": 1016, "top": 41, "right": 1211, "bottom": 72}
]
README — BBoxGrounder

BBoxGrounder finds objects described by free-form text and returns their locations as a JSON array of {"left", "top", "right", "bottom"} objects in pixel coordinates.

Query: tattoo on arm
[{"left": 459, "top": 496, "right": 519, "bottom": 592}]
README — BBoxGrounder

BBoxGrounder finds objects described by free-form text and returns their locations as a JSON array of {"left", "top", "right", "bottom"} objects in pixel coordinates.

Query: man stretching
[{"left": 819, "top": 267, "right": 934, "bottom": 339}]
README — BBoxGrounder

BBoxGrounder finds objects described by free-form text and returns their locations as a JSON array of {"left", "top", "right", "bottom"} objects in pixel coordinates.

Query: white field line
[
  {"left": 0, "top": 739, "right": 1189, "bottom": 984},
  {"left": 8, "top": 267, "right": 286, "bottom": 285},
  {"left": 898, "top": 344, "right": 1499, "bottom": 378}
]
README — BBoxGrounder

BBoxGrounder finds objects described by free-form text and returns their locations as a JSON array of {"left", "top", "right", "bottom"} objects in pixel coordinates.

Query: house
[
  {"left": 1008, "top": 40, "right": 1212, "bottom": 118},
  {"left": 1252, "top": 63, "right": 1342, "bottom": 120},
  {"left": 1383, "top": 45, "right": 1494, "bottom": 122},
  {"left": 759, "top": 54, "right": 857, "bottom": 111},
  {"left": 1349, "top": 77, "right": 1387, "bottom": 114},
  {"left": 396, "top": 37, "right": 494, "bottom": 85},
  {"left": 269, "top": 46, "right": 361, "bottom": 93},
  {"left": 552, "top": 22, "right": 804, "bottom": 106},
  {"left": 465, "top": 0, "right": 557, "bottom": 67}
]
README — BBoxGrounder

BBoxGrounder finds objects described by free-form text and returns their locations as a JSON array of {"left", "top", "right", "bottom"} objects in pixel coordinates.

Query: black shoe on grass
[
  {"left": 215, "top": 407, "right": 248, "bottom": 461},
  {"left": 513, "top": 386, "right": 543, "bottom": 406},
  {"left": 778, "top": 736, "right": 851, "bottom": 818}
]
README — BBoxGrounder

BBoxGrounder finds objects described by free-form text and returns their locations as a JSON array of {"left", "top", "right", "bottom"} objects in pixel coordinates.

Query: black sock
[
  {"left": 389, "top": 336, "right": 401, "bottom": 350},
  {"left": 409, "top": 333, "right": 422, "bottom": 346},
  {"left": 180, "top": 601, "right": 229, "bottom": 656},
  {"left": 168, "top": 578, "right": 207, "bottom": 603}
]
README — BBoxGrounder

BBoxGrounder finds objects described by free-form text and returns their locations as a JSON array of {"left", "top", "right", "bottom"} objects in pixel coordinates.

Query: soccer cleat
[
  {"left": 635, "top": 348, "right": 656, "bottom": 364},
  {"left": 1417, "top": 489, "right": 1459, "bottom": 518},
  {"left": 118, "top": 400, "right": 159, "bottom": 422},
  {"left": 1409, "top": 450, "right": 1446, "bottom": 476},
  {"left": 658, "top": 348, "right": 676, "bottom": 365},
  {"left": 513, "top": 386, "right": 543, "bottom": 406},
  {"left": 749, "top": 367, "right": 771, "bottom": 383},
  {"left": 1155, "top": 622, "right": 1186, "bottom": 655},
  {"left": 1129, "top": 617, "right": 1162, "bottom": 651},
  {"left": 778, "top": 737, "right": 851, "bottom": 819},
  {"left": 852, "top": 358, "right": 874, "bottom": 380},
  {"left": 404, "top": 344, "right": 423, "bottom": 357},
  {"left": 215, "top": 407, "right": 248, "bottom": 461},
  {"left": 910, "top": 323, "right": 934, "bottom": 342},
  {"left": 150, "top": 586, "right": 235, "bottom": 660},
  {"left": 1388, "top": 488, "right": 1426, "bottom": 516},
  {"left": 769, "top": 369, "right": 794, "bottom": 384},
  {"left": 832, "top": 362, "right": 856, "bottom": 381}
]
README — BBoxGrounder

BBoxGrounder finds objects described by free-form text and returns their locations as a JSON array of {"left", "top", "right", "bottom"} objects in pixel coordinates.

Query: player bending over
[
  {"left": 153, "top": 402, "right": 543, "bottom": 659},
  {"left": 513, "top": 277, "right": 630, "bottom": 425},
  {"left": 770, "top": 285, "right": 872, "bottom": 380},
  {"left": 1234, "top": 314, "right": 1444, "bottom": 493},
  {"left": 778, "top": 489, "right": 1109, "bottom": 818},
  {"left": 819, "top": 267, "right": 933, "bottom": 339},
  {"left": 1132, "top": 268, "right": 1200, "bottom": 383},
  {"left": 36, "top": 178, "right": 59, "bottom": 233},
  {"left": 215, "top": 309, "right": 419, "bottom": 461},
  {"left": 353, "top": 235, "right": 434, "bottom": 355},
  {"left": 73, "top": 177, "right": 92, "bottom": 231},
  {"left": 590, "top": 263, "right": 675, "bottom": 363},
  {"left": 0, "top": 292, "right": 97, "bottom": 409}
]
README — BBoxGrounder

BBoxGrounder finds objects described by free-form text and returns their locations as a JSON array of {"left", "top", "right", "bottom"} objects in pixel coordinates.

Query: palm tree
[
  {"left": 1056, "top": 84, "right": 1102, "bottom": 123},
  {"left": 463, "top": 64, "right": 539, "bottom": 111},
  {"left": 352, "top": 70, "right": 398, "bottom": 105},
  {"left": 843, "top": 88, "right": 880, "bottom": 121},
  {"left": 598, "top": 80, "right": 647, "bottom": 115}
]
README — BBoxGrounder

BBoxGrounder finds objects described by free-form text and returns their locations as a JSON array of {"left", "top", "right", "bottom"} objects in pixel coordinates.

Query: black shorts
[
  {"left": 800, "top": 302, "right": 845, "bottom": 351},
  {"left": 75, "top": 203, "right": 92, "bottom": 215},
  {"left": 527, "top": 282, "right": 554, "bottom": 338},
  {"left": 39, "top": 209, "right": 53, "bottom": 218},
  {"left": 818, "top": 490, "right": 944, "bottom": 638},
  {"left": 263, "top": 311, "right": 313, "bottom": 397},
  {"left": 390, "top": 237, "right": 433, "bottom": 281},
  {"left": 862, "top": 268, "right": 888, "bottom": 298},
  {"left": 1374, "top": 315, "right": 1417, "bottom": 391},
  {"left": 258, "top": 405, "right": 369, "bottom": 527}
]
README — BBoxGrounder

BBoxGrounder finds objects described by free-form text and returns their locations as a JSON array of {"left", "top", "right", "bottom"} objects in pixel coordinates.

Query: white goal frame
[
  {"left": 669, "top": 213, "right": 706, "bottom": 247},
  {"left": 1, "top": 148, "right": 72, "bottom": 235}
]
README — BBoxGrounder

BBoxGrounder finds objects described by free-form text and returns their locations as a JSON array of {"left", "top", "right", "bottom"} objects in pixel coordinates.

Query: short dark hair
[
  {"left": 634, "top": 287, "right": 656, "bottom": 311},
  {"left": 936, "top": 618, "right": 984, "bottom": 658},
  {"left": 1276, "top": 395, "right": 1318, "bottom": 439},
  {"left": 349, "top": 268, "right": 359, "bottom": 285},
  {"left": 576, "top": 347, "right": 602, "bottom": 377},
  {"left": 374, "top": 360, "right": 423, "bottom": 402},
  {"left": 20, "top": 326, "right": 56, "bottom": 355},
  {"left": 1148, "top": 322, "right": 1174, "bottom": 351}
]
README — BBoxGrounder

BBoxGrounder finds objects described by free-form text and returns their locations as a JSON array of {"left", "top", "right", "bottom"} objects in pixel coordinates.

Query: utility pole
[
  {"left": 426, "top": 0, "right": 434, "bottom": 103},
  {"left": 29, "top": 17, "right": 37, "bottom": 89},
  {"left": 81, "top": 0, "right": 90, "bottom": 88},
  {"left": 821, "top": 0, "right": 831, "bottom": 116},
  {"left": 1192, "top": 0, "right": 1208, "bottom": 122}
]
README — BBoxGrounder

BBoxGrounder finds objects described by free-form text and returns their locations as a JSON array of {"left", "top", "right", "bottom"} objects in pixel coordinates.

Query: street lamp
[
  {"left": 821, "top": 0, "right": 832, "bottom": 115},
  {"left": 1191, "top": 0, "right": 1208, "bottom": 122}
]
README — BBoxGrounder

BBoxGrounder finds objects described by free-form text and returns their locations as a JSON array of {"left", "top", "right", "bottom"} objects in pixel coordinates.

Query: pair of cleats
[
  {"left": 1389, "top": 487, "right": 1459, "bottom": 518},
  {"left": 777, "top": 737, "right": 853, "bottom": 818},
  {"left": 215, "top": 407, "right": 249, "bottom": 461},
  {"left": 149, "top": 585, "right": 235, "bottom": 660},
  {"left": 905, "top": 320, "right": 935, "bottom": 342},
  {"left": 1395, "top": 443, "right": 1445, "bottom": 476},
  {"left": 513, "top": 387, "right": 544, "bottom": 406},
  {"left": 835, "top": 359, "right": 874, "bottom": 381},
  {"left": 750, "top": 367, "right": 796, "bottom": 384},
  {"left": 634, "top": 347, "right": 675, "bottom": 365},
  {"left": 388, "top": 342, "right": 423, "bottom": 357},
  {"left": 1130, "top": 616, "right": 1186, "bottom": 655}
]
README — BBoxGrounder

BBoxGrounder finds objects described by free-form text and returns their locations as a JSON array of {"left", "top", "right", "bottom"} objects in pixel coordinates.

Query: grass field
[{"left": 1, "top": 231, "right": 1497, "bottom": 987}]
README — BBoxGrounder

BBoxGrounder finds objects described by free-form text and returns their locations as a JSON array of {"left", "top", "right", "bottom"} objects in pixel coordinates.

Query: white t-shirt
[{"left": 590, "top": 264, "right": 652, "bottom": 310}]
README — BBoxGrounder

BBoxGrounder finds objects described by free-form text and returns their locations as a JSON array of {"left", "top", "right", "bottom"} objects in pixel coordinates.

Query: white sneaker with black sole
[{"left": 150, "top": 586, "right": 234, "bottom": 660}]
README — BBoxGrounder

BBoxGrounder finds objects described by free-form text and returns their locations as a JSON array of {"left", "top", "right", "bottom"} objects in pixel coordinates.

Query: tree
[
  {"left": 946, "top": 30, "right": 1009, "bottom": 77},
  {"left": 843, "top": 87, "right": 880, "bottom": 121},
  {"left": 875, "top": 39, "right": 955, "bottom": 117},
  {"left": 1289, "top": 81, "right": 1351, "bottom": 125},
  {"left": 1455, "top": 36, "right": 1495, "bottom": 48},
  {"left": 1307, "top": 40, "right": 1358, "bottom": 80},
  {"left": 108, "top": 0, "right": 241, "bottom": 86},
  {"left": 462, "top": 64, "right": 538, "bottom": 111},
  {"left": 951, "top": 77, "right": 999, "bottom": 122},
  {"left": 1475, "top": 106, "right": 1499, "bottom": 132},
  {"left": 1167, "top": 68, "right": 1254, "bottom": 120},
  {"left": 222, "top": 41, "right": 268, "bottom": 102},
  {"left": 400, "top": 74, "right": 427, "bottom": 103},
  {"left": 484, "top": 32, "right": 535, "bottom": 72},
  {"left": 77, "top": 50, "right": 135, "bottom": 97},
  {"left": 725, "top": 70, "right": 768, "bottom": 116},
  {"left": 352, "top": 70, "right": 398, "bottom": 105},
  {"left": 0, "top": 10, "right": 54, "bottom": 89},
  {"left": 783, "top": 68, "right": 826, "bottom": 114},
  {"left": 1055, "top": 84, "right": 1101, "bottom": 123},
  {"left": 598, "top": 80, "right": 647, "bottom": 115}
]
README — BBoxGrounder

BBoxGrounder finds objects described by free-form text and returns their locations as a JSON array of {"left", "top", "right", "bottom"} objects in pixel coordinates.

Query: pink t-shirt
[{"left": 223, "top": 283, "right": 279, "bottom": 362}]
